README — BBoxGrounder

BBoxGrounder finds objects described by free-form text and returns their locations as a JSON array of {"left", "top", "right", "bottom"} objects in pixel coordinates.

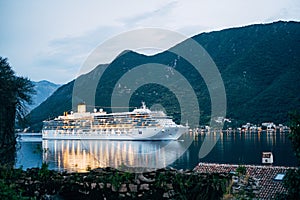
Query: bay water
[{"left": 15, "top": 130, "right": 298, "bottom": 172}]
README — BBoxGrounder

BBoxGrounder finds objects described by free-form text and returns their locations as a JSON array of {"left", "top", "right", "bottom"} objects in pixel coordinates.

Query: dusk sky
[{"left": 0, "top": 0, "right": 299, "bottom": 84}]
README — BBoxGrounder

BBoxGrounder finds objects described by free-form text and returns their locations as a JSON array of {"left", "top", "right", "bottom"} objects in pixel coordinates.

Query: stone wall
[{"left": 0, "top": 166, "right": 230, "bottom": 200}]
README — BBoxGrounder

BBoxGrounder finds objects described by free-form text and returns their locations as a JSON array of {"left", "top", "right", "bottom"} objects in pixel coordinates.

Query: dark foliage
[
  {"left": 283, "top": 112, "right": 300, "bottom": 199},
  {"left": 287, "top": 111, "right": 300, "bottom": 162},
  {"left": 0, "top": 166, "right": 229, "bottom": 200},
  {"left": 0, "top": 57, "right": 35, "bottom": 166}
]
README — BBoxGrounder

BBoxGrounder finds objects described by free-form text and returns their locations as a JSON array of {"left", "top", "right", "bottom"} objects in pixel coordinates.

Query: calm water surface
[{"left": 15, "top": 131, "right": 297, "bottom": 172}]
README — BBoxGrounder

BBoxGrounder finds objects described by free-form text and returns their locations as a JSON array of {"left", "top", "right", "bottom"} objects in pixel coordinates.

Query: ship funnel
[
  {"left": 78, "top": 103, "right": 86, "bottom": 113},
  {"left": 141, "top": 101, "right": 146, "bottom": 109}
]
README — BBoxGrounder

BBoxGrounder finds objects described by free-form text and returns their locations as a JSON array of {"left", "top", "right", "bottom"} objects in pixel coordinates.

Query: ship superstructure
[{"left": 42, "top": 102, "right": 187, "bottom": 140}]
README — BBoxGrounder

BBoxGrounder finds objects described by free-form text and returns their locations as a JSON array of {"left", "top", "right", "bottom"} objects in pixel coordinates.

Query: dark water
[
  {"left": 171, "top": 131, "right": 298, "bottom": 169},
  {"left": 15, "top": 131, "right": 298, "bottom": 172}
]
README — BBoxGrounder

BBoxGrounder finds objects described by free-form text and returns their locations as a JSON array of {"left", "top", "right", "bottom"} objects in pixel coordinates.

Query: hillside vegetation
[{"left": 27, "top": 21, "right": 300, "bottom": 131}]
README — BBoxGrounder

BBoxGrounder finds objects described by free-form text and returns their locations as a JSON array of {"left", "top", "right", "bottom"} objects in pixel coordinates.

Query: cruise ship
[{"left": 42, "top": 102, "right": 187, "bottom": 140}]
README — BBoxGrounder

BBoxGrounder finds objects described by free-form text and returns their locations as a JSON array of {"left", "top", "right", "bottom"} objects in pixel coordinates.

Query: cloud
[
  {"left": 33, "top": 25, "right": 126, "bottom": 83},
  {"left": 0, "top": 0, "right": 299, "bottom": 84},
  {"left": 265, "top": 0, "right": 300, "bottom": 22}
]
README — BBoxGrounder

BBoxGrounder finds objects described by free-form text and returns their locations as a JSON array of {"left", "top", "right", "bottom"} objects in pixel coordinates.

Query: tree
[
  {"left": 0, "top": 57, "right": 35, "bottom": 166},
  {"left": 236, "top": 165, "right": 247, "bottom": 176},
  {"left": 283, "top": 111, "right": 300, "bottom": 199},
  {"left": 287, "top": 111, "right": 300, "bottom": 162}
]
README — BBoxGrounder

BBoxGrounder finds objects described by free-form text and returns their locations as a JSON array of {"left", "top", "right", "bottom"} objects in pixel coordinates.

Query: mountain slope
[
  {"left": 196, "top": 21, "right": 300, "bottom": 123},
  {"left": 27, "top": 21, "right": 300, "bottom": 130},
  {"left": 28, "top": 80, "right": 61, "bottom": 111}
]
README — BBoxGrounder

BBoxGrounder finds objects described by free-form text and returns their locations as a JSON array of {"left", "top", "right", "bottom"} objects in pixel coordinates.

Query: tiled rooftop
[{"left": 194, "top": 163, "right": 295, "bottom": 199}]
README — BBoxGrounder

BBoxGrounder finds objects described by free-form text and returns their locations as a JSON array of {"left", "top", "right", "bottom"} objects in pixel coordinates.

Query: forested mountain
[{"left": 27, "top": 21, "right": 300, "bottom": 131}]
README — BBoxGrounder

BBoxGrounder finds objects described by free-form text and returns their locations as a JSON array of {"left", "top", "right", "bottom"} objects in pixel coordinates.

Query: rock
[
  {"left": 129, "top": 184, "right": 138, "bottom": 192},
  {"left": 144, "top": 168, "right": 153, "bottom": 172},
  {"left": 34, "top": 191, "right": 39, "bottom": 196},
  {"left": 157, "top": 168, "right": 167, "bottom": 172},
  {"left": 135, "top": 179, "right": 141, "bottom": 184},
  {"left": 166, "top": 184, "right": 173, "bottom": 190},
  {"left": 79, "top": 189, "right": 89, "bottom": 195},
  {"left": 16, "top": 179, "right": 24, "bottom": 184},
  {"left": 139, "top": 184, "right": 150, "bottom": 191},
  {"left": 119, "top": 194, "right": 126, "bottom": 198},
  {"left": 149, "top": 172, "right": 156, "bottom": 177},
  {"left": 99, "top": 182, "right": 104, "bottom": 189},
  {"left": 119, "top": 184, "right": 127, "bottom": 193},
  {"left": 138, "top": 174, "right": 155, "bottom": 183},
  {"left": 91, "top": 183, "right": 96, "bottom": 189},
  {"left": 126, "top": 192, "right": 131, "bottom": 197},
  {"left": 92, "top": 168, "right": 104, "bottom": 173},
  {"left": 163, "top": 192, "right": 169, "bottom": 198}
]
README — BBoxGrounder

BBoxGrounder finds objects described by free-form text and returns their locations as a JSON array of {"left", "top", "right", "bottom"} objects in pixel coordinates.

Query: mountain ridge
[
  {"left": 27, "top": 21, "right": 300, "bottom": 131},
  {"left": 27, "top": 80, "right": 61, "bottom": 112}
]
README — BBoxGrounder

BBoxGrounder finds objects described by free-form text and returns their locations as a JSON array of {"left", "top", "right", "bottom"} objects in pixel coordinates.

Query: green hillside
[
  {"left": 199, "top": 21, "right": 300, "bottom": 124},
  {"left": 27, "top": 21, "right": 300, "bottom": 131}
]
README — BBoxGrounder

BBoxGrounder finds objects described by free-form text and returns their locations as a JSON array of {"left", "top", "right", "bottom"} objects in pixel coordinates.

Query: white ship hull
[{"left": 42, "top": 126, "right": 187, "bottom": 141}]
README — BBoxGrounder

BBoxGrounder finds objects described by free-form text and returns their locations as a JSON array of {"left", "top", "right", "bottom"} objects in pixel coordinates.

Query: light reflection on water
[
  {"left": 42, "top": 139, "right": 188, "bottom": 172},
  {"left": 15, "top": 131, "right": 298, "bottom": 171}
]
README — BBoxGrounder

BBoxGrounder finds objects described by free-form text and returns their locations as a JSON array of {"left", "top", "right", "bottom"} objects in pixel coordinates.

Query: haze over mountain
[
  {"left": 27, "top": 80, "right": 60, "bottom": 111},
  {"left": 27, "top": 21, "right": 300, "bottom": 131}
]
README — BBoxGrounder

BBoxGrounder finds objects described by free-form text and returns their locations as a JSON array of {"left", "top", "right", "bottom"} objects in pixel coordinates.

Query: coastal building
[{"left": 262, "top": 152, "right": 274, "bottom": 165}]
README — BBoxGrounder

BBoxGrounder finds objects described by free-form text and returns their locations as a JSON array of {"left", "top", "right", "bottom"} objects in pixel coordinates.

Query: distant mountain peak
[{"left": 28, "top": 80, "right": 61, "bottom": 111}]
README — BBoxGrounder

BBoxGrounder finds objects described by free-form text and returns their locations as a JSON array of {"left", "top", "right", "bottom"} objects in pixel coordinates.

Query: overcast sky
[{"left": 0, "top": 0, "right": 299, "bottom": 84}]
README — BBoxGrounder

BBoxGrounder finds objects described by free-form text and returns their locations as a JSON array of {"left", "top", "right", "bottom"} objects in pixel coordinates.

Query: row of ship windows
[
  {"left": 53, "top": 131, "right": 133, "bottom": 135},
  {"left": 43, "top": 125, "right": 160, "bottom": 130},
  {"left": 47, "top": 122, "right": 158, "bottom": 126},
  {"left": 51, "top": 129, "right": 160, "bottom": 134},
  {"left": 49, "top": 119, "right": 158, "bottom": 125}
]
